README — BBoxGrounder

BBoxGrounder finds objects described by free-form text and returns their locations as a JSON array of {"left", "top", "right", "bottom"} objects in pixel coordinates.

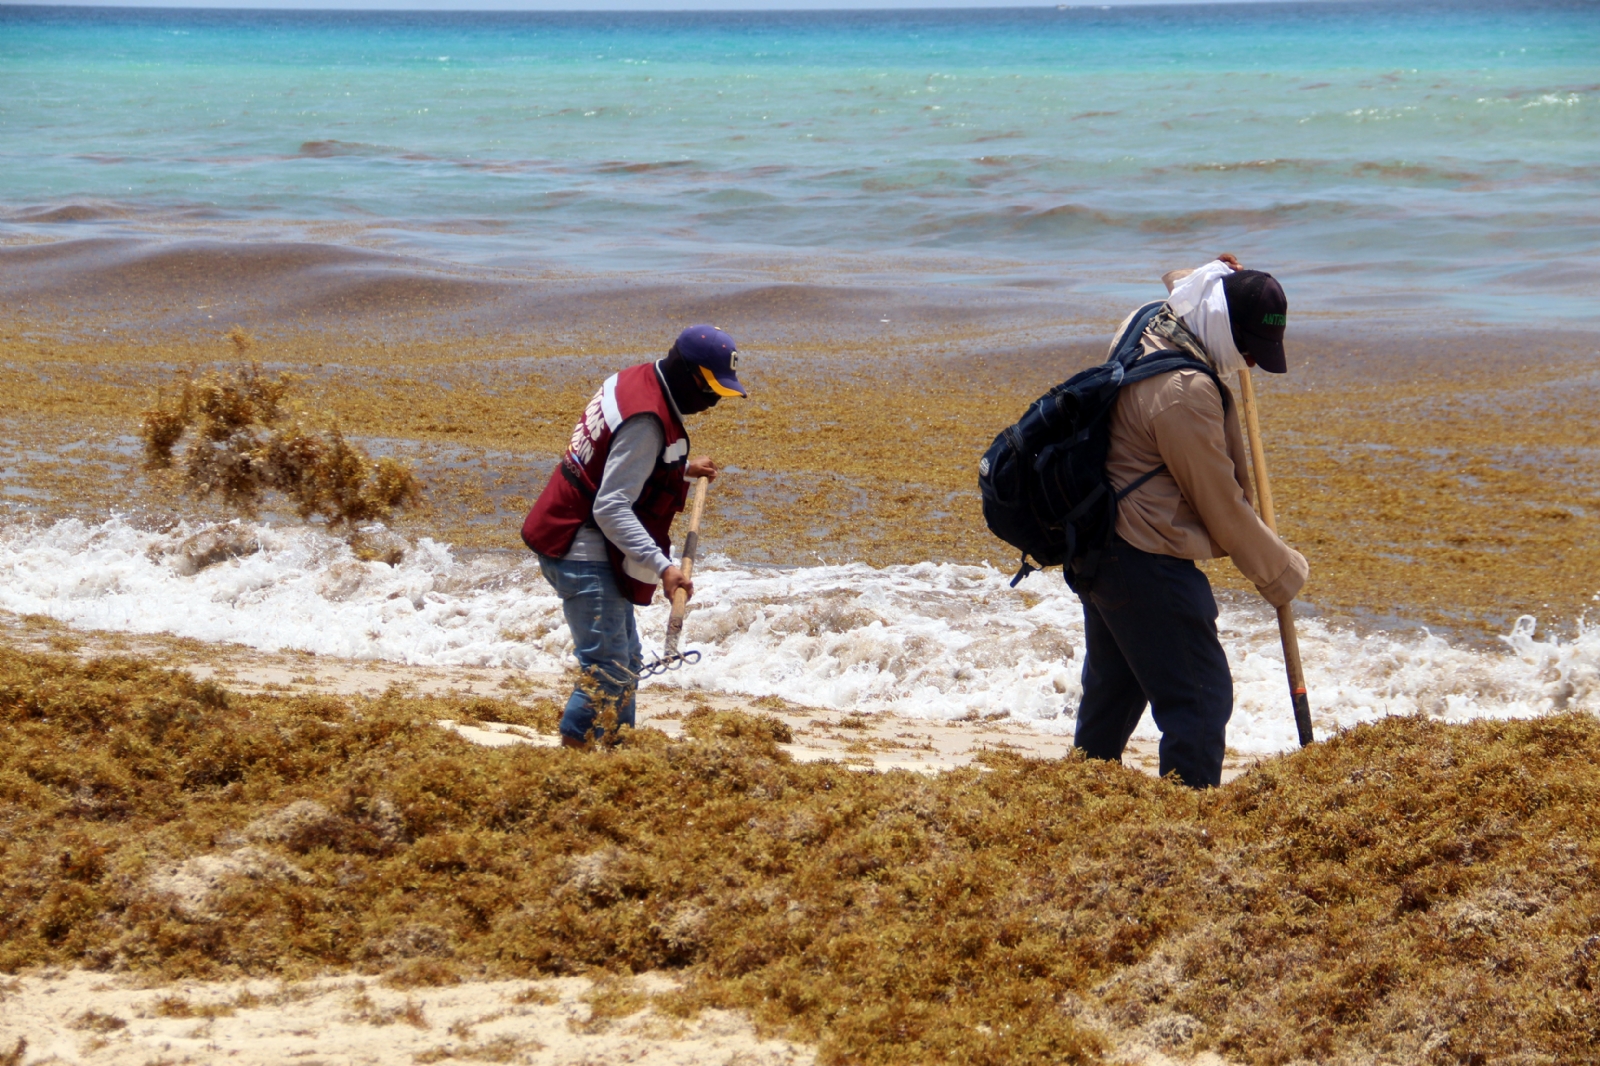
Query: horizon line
[{"left": 0, "top": 0, "right": 1357, "bottom": 10}]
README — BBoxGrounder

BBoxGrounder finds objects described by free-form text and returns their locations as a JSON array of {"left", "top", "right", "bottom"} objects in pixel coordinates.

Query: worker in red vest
[{"left": 522, "top": 325, "right": 745, "bottom": 748}]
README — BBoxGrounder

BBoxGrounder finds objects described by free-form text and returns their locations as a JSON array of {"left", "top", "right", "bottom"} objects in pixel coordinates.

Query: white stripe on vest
[{"left": 599, "top": 373, "right": 625, "bottom": 432}]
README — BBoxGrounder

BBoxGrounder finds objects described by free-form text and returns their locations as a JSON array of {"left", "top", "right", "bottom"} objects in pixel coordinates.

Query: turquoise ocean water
[{"left": 2, "top": 1, "right": 1597, "bottom": 323}]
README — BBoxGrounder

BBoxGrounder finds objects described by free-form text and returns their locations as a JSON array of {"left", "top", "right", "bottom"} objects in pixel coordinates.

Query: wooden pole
[
  {"left": 1236, "top": 369, "right": 1315, "bottom": 747},
  {"left": 661, "top": 477, "right": 710, "bottom": 661}
]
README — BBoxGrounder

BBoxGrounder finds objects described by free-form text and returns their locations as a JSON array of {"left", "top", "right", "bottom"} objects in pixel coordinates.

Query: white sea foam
[{"left": 1, "top": 517, "right": 1595, "bottom": 755}]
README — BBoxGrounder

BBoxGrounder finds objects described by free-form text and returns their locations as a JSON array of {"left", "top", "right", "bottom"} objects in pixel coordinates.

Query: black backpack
[{"left": 978, "top": 300, "right": 1226, "bottom": 590}]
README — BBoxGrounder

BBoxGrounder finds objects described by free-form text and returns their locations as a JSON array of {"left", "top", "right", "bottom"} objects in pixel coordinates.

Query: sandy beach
[
  {"left": 7, "top": 2, "right": 1600, "bottom": 1060},
  {"left": 1, "top": 970, "right": 818, "bottom": 1066},
  {"left": 2, "top": 220, "right": 1598, "bottom": 1064},
  {"left": 0, "top": 968, "right": 1231, "bottom": 1066}
]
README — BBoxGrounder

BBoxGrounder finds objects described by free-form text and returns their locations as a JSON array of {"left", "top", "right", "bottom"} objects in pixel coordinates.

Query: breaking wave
[{"left": 1, "top": 517, "right": 1595, "bottom": 755}]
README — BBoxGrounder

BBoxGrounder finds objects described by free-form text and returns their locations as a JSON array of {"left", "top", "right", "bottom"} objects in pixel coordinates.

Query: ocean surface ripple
[{"left": 3, "top": 1, "right": 1598, "bottom": 322}]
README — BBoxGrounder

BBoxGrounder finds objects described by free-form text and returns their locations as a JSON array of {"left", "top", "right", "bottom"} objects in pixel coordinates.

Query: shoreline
[
  {"left": 3, "top": 253, "right": 1598, "bottom": 638},
  {"left": 1, "top": 520, "right": 1594, "bottom": 759},
  {"left": 2, "top": 231, "right": 1598, "bottom": 738},
  {"left": 0, "top": 606, "right": 1231, "bottom": 781}
]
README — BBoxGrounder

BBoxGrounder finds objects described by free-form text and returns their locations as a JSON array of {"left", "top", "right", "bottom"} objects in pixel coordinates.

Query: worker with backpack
[{"left": 979, "top": 256, "right": 1307, "bottom": 787}]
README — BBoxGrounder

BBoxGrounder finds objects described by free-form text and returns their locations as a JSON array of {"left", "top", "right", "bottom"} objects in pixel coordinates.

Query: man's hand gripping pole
[
  {"left": 1237, "top": 368, "right": 1315, "bottom": 748},
  {"left": 642, "top": 476, "right": 709, "bottom": 678}
]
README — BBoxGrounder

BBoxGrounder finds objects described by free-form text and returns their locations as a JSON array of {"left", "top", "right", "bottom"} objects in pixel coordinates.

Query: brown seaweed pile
[
  {"left": 2, "top": 644, "right": 1598, "bottom": 1064},
  {"left": 139, "top": 352, "right": 421, "bottom": 528}
]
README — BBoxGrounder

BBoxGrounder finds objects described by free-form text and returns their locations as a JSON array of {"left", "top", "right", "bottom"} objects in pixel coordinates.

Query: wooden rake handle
[
  {"left": 662, "top": 476, "right": 710, "bottom": 659},
  {"left": 1237, "top": 368, "right": 1315, "bottom": 748}
]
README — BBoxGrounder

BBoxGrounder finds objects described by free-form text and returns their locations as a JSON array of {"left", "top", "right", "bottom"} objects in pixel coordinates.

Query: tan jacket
[{"left": 1105, "top": 319, "right": 1308, "bottom": 606}]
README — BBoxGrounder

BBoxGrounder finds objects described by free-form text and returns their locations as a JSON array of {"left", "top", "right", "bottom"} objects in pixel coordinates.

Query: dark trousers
[{"left": 1073, "top": 537, "right": 1233, "bottom": 788}]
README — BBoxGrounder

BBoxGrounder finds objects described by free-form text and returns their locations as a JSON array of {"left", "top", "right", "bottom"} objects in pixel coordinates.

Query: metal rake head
[{"left": 640, "top": 648, "right": 702, "bottom": 678}]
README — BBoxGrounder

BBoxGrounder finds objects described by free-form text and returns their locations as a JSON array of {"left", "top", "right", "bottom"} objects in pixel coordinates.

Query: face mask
[
  {"left": 661, "top": 348, "right": 720, "bottom": 416},
  {"left": 1166, "top": 260, "right": 1247, "bottom": 375}
]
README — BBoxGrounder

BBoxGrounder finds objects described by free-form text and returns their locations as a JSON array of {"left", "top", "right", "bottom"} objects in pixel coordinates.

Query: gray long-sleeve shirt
[{"left": 563, "top": 414, "right": 674, "bottom": 582}]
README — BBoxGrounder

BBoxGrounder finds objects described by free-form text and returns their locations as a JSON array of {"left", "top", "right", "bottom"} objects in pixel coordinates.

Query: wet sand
[
  {"left": 0, "top": 235, "right": 1085, "bottom": 344},
  {"left": 3, "top": 234, "right": 1598, "bottom": 640}
]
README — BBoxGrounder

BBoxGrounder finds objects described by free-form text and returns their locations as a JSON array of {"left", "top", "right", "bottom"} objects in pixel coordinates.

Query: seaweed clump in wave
[
  {"left": 139, "top": 327, "right": 422, "bottom": 531},
  {"left": 1, "top": 640, "right": 1598, "bottom": 1064}
]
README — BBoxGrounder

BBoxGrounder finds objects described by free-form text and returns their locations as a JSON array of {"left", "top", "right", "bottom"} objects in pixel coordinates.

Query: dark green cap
[{"left": 1221, "top": 270, "right": 1289, "bottom": 374}]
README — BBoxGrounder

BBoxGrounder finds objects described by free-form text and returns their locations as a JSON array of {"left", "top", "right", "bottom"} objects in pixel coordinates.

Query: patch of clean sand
[
  {"left": 0, "top": 971, "right": 1234, "bottom": 1066},
  {"left": 0, "top": 971, "right": 813, "bottom": 1066}
]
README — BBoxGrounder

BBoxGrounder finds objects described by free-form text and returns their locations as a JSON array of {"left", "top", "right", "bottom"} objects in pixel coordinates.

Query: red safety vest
[{"left": 522, "top": 362, "right": 690, "bottom": 606}]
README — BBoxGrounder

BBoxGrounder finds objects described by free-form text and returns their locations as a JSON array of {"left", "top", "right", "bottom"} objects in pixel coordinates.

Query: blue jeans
[
  {"left": 538, "top": 555, "right": 641, "bottom": 743},
  {"left": 1073, "top": 537, "right": 1233, "bottom": 788}
]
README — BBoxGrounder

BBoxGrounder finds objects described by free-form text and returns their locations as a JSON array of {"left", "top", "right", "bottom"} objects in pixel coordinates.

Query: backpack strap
[
  {"left": 1114, "top": 464, "right": 1167, "bottom": 502},
  {"left": 1121, "top": 353, "right": 1231, "bottom": 413},
  {"left": 1062, "top": 353, "right": 1223, "bottom": 593},
  {"left": 1109, "top": 300, "right": 1168, "bottom": 366},
  {"left": 1056, "top": 464, "right": 1168, "bottom": 589},
  {"left": 1055, "top": 459, "right": 1172, "bottom": 520},
  {"left": 1013, "top": 321, "right": 1225, "bottom": 590},
  {"left": 1009, "top": 553, "right": 1037, "bottom": 588}
]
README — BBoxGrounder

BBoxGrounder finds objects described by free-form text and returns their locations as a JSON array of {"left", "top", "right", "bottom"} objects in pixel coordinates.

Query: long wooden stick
[
  {"left": 661, "top": 476, "right": 710, "bottom": 660},
  {"left": 1236, "top": 369, "right": 1315, "bottom": 748}
]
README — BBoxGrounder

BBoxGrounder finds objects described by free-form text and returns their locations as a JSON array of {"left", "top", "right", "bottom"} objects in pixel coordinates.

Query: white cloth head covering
[{"left": 1165, "top": 260, "right": 1245, "bottom": 375}]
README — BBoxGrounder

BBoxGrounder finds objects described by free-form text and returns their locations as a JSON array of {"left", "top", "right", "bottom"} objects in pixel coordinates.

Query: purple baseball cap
[{"left": 675, "top": 324, "right": 746, "bottom": 397}]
